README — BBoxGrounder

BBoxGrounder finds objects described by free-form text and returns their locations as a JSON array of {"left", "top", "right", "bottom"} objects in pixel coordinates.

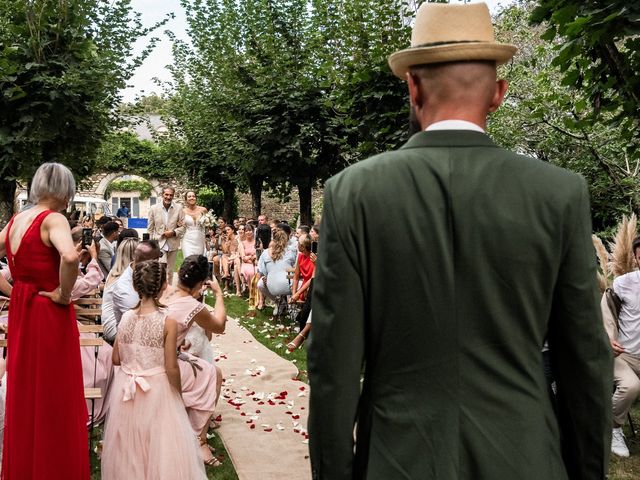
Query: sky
[{"left": 121, "top": 0, "right": 515, "bottom": 102}]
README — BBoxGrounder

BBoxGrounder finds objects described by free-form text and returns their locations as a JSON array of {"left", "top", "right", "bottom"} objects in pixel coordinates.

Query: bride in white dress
[{"left": 181, "top": 191, "right": 208, "bottom": 257}]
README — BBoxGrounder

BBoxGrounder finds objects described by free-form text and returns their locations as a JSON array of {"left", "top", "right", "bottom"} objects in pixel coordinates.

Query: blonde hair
[
  {"left": 29, "top": 162, "right": 75, "bottom": 205},
  {"left": 132, "top": 260, "right": 167, "bottom": 309},
  {"left": 270, "top": 230, "right": 288, "bottom": 262},
  {"left": 106, "top": 237, "right": 139, "bottom": 286}
]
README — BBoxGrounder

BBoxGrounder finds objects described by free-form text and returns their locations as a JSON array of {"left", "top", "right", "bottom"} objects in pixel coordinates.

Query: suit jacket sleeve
[
  {"left": 148, "top": 207, "right": 158, "bottom": 240},
  {"left": 308, "top": 179, "right": 365, "bottom": 480},
  {"left": 97, "top": 239, "right": 112, "bottom": 275},
  {"left": 174, "top": 207, "right": 186, "bottom": 239},
  {"left": 547, "top": 177, "right": 612, "bottom": 480}
]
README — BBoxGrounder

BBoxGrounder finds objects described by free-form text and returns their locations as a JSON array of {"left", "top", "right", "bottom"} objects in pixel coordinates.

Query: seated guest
[
  {"left": 239, "top": 226, "right": 257, "bottom": 292},
  {"left": 310, "top": 224, "right": 320, "bottom": 243},
  {"left": 111, "top": 240, "right": 161, "bottom": 329},
  {"left": 256, "top": 230, "right": 296, "bottom": 310},
  {"left": 164, "top": 255, "right": 226, "bottom": 466},
  {"left": 295, "top": 225, "right": 310, "bottom": 239},
  {"left": 220, "top": 225, "right": 241, "bottom": 296},
  {"left": 606, "top": 235, "right": 640, "bottom": 458},
  {"left": 98, "top": 221, "right": 119, "bottom": 279},
  {"left": 289, "top": 233, "right": 318, "bottom": 350},
  {"left": 277, "top": 223, "right": 297, "bottom": 258},
  {"left": 101, "top": 238, "right": 139, "bottom": 344},
  {"left": 290, "top": 233, "right": 315, "bottom": 303},
  {"left": 101, "top": 260, "right": 206, "bottom": 479},
  {"left": 255, "top": 214, "right": 271, "bottom": 254},
  {"left": 117, "top": 228, "right": 138, "bottom": 244}
]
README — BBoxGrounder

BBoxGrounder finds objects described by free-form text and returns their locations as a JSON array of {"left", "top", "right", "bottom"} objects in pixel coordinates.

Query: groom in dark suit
[{"left": 308, "top": 3, "right": 612, "bottom": 480}]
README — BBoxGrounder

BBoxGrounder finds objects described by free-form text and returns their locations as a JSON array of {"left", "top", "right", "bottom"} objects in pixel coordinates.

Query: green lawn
[{"left": 610, "top": 406, "right": 640, "bottom": 480}]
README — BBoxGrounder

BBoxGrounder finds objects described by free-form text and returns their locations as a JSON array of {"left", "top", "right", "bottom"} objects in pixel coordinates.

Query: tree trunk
[
  {"left": 0, "top": 180, "right": 16, "bottom": 228},
  {"left": 296, "top": 176, "right": 313, "bottom": 226},
  {"left": 221, "top": 179, "right": 235, "bottom": 223},
  {"left": 249, "top": 175, "right": 263, "bottom": 218}
]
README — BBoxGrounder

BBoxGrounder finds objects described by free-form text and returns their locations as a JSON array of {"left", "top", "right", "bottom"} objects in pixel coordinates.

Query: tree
[
  {"left": 0, "top": 0, "right": 170, "bottom": 223},
  {"left": 489, "top": 1, "right": 636, "bottom": 233},
  {"left": 530, "top": 1, "right": 640, "bottom": 167}
]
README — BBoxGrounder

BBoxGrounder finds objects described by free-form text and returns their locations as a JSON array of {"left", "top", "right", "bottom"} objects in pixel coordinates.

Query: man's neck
[
  {"left": 422, "top": 109, "right": 487, "bottom": 131},
  {"left": 163, "top": 202, "right": 172, "bottom": 210}
]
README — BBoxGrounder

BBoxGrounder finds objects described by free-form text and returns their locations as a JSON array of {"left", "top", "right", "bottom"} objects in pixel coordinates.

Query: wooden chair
[
  {"left": 74, "top": 295, "right": 103, "bottom": 325},
  {"left": 78, "top": 323, "right": 105, "bottom": 438}
]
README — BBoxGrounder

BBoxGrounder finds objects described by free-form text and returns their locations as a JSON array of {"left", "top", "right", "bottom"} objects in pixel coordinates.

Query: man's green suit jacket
[{"left": 308, "top": 130, "right": 612, "bottom": 479}]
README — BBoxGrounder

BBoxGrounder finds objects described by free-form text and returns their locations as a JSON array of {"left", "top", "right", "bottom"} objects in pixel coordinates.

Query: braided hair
[
  {"left": 178, "top": 255, "right": 209, "bottom": 289},
  {"left": 132, "top": 260, "right": 167, "bottom": 309}
]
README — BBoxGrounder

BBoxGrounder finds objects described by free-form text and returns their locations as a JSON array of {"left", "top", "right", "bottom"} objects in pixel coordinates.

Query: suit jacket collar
[{"left": 401, "top": 130, "right": 498, "bottom": 149}]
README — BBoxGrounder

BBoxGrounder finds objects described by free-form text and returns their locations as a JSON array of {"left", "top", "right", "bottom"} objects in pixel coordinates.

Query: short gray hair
[{"left": 28, "top": 162, "right": 75, "bottom": 205}]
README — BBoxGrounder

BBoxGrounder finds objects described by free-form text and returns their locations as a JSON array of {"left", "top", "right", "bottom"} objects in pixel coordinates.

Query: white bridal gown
[{"left": 181, "top": 214, "right": 206, "bottom": 257}]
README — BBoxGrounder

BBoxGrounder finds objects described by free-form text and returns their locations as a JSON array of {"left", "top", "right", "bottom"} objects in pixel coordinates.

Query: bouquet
[{"left": 200, "top": 211, "right": 217, "bottom": 228}]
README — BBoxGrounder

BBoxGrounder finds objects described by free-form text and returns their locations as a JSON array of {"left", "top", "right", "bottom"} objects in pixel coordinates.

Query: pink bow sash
[{"left": 121, "top": 365, "right": 166, "bottom": 401}]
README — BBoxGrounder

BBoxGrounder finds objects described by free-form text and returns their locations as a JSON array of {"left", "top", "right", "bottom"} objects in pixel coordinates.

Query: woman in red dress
[{"left": 0, "top": 163, "right": 89, "bottom": 479}]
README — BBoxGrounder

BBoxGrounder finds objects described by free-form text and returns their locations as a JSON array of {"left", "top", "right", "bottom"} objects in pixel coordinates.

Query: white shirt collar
[{"left": 425, "top": 120, "right": 485, "bottom": 133}]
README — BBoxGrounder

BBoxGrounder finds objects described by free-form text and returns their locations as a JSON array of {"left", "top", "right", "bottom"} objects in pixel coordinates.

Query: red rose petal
[
  {"left": 264, "top": 428, "right": 273, "bottom": 432},
  {"left": 250, "top": 424, "right": 256, "bottom": 429}
]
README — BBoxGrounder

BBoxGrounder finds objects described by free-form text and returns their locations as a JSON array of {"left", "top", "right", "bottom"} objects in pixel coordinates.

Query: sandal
[
  {"left": 200, "top": 440, "right": 222, "bottom": 467},
  {"left": 287, "top": 334, "right": 306, "bottom": 352}
]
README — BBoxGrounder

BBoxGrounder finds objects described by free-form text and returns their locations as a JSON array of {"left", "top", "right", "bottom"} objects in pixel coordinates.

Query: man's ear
[
  {"left": 488, "top": 79, "right": 509, "bottom": 113},
  {"left": 407, "top": 71, "right": 424, "bottom": 109}
]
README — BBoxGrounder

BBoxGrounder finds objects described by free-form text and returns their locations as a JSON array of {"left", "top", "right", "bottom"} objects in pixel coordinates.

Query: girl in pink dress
[{"left": 101, "top": 261, "right": 205, "bottom": 479}]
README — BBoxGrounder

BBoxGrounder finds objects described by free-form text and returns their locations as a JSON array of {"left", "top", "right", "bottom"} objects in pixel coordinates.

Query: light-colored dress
[
  {"left": 101, "top": 309, "right": 206, "bottom": 480},
  {"left": 182, "top": 214, "right": 206, "bottom": 257},
  {"left": 240, "top": 239, "right": 257, "bottom": 285},
  {"left": 184, "top": 323, "right": 214, "bottom": 364},
  {"left": 167, "top": 296, "right": 219, "bottom": 434}
]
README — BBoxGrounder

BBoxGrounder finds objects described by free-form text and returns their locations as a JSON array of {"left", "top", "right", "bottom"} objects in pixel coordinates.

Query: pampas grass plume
[
  {"left": 608, "top": 213, "right": 638, "bottom": 278},
  {"left": 592, "top": 234, "right": 610, "bottom": 293}
]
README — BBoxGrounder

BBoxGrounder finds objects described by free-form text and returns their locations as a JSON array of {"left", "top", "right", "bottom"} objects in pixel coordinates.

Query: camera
[
  {"left": 82, "top": 228, "right": 93, "bottom": 248},
  {"left": 311, "top": 241, "right": 318, "bottom": 254},
  {"left": 142, "top": 233, "right": 150, "bottom": 241}
]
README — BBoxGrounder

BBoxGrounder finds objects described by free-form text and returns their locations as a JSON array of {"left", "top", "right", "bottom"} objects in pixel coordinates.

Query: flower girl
[{"left": 101, "top": 260, "right": 206, "bottom": 479}]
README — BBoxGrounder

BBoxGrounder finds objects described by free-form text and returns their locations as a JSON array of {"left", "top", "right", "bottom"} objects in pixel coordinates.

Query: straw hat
[{"left": 388, "top": 2, "right": 517, "bottom": 79}]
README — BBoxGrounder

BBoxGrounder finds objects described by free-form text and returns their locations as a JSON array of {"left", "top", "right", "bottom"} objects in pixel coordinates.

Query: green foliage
[
  {"left": 197, "top": 185, "right": 238, "bottom": 219},
  {"left": 0, "top": 0, "right": 170, "bottom": 219},
  {"left": 530, "top": 0, "right": 640, "bottom": 162},
  {"left": 106, "top": 179, "right": 153, "bottom": 200},
  {"left": 489, "top": 1, "right": 638, "bottom": 232},
  {"left": 95, "top": 131, "right": 177, "bottom": 179}
]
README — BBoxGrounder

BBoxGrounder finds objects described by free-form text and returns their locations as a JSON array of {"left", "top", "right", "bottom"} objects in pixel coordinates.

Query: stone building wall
[{"left": 236, "top": 188, "right": 324, "bottom": 224}]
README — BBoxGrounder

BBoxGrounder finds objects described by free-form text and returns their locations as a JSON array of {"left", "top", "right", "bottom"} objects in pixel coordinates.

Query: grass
[
  {"left": 610, "top": 404, "right": 640, "bottom": 480},
  {"left": 221, "top": 294, "right": 308, "bottom": 381},
  {"left": 89, "top": 425, "right": 236, "bottom": 480}
]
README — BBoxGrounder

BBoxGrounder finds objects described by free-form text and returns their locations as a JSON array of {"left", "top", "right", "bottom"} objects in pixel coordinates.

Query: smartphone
[
  {"left": 142, "top": 233, "right": 150, "bottom": 241},
  {"left": 311, "top": 241, "right": 318, "bottom": 254},
  {"left": 82, "top": 228, "right": 93, "bottom": 247}
]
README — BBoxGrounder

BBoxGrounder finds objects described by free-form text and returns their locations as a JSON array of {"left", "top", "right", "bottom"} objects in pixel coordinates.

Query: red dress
[
  {"left": 2, "top": 210, "right": 89, "bottom": 479},
  {"left": 297, "top": 252, "right": 315, "bottom": 301}
]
